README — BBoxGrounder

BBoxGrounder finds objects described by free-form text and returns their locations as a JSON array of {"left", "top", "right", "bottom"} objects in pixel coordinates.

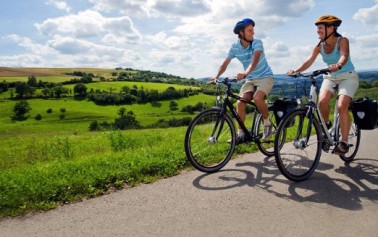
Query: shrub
[
  {"left": 35, "top": 114, "right": 42, "bottom": 120},
  {"left": 12, "top": 100, "right": 31, "bottom": 121}
]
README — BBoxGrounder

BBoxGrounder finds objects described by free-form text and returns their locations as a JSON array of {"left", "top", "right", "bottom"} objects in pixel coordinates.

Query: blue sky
[{"left": 0, "top": 0, "right": 377, "bottom": 78}]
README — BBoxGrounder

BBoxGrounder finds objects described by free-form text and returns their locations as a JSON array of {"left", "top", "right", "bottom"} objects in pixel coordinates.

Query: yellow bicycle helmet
[{"left": 315, "top": 15, "right": 342, "bottom": 27}]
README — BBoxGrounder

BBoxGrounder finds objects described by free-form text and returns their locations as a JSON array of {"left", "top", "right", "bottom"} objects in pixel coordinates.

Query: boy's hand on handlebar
[
  {"left": 237, "top": 73, "right": 247, "bottom": 80},
  {"left": 208, "top": 77, "right": 216, "bottom": 84}
]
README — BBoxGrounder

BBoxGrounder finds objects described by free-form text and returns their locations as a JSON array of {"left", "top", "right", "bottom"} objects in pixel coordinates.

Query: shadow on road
[{"left": 192, "top": 156, "right": 377, "bottom": 211}]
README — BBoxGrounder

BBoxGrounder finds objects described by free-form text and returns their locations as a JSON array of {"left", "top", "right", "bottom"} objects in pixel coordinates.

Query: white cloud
[
  {"left": 34, "top": 10, "right": 141, "bottom": 44},
  {"left": 353, "top": 3, "right": 378, "bottom": 27},
  {"left": 47, "top": 36, "right": 93, "bottom": 54},
  {"left": 3, "top": 34, "right": 55, "bottom": 56},
  {"left": 0, "top": 54, "right": 44, "bottom": 67},
  {"left": 89, "top": 0, "right": 151, "bottom": 17},
  {"left": 35, "top": 10, "right": 105, "bottom": 38},
  {"left": 45, "top": 0, "right": 71, "bottom": 13},
  {"left": 267, "top": 42, "right": 289, "bottom": 58},
  {"left": 151, "top": 0, "right": 211, "bottom": 17}
]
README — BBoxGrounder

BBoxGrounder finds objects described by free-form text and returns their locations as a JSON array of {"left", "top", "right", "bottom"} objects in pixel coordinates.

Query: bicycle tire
[
  {"left": 274, "top": 108, "right": 322, "bottom": 181},
  {"left": 335, "top": 115, "right": 361, "bottom": 162},
  {"left": 255, "top": 112, "right": 286, "bottom": 157},
  {"left": 184, "top": 108, "right": 236, "bottom": 173}
]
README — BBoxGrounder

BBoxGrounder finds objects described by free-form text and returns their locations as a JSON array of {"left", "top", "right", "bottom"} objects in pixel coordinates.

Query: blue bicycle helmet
[{"left": 233, "top": 18, "right": 255, "bottom": 34}]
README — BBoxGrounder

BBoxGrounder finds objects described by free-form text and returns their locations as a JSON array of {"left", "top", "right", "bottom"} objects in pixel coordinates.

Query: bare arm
[
  {"left": 330, "top": 37, "right": 349, "bottom": 72},
  {"left": 287, "top": 44, "right": 320, "bottom": 74},
  {"left": 211, "top": 58, "right": 231, "bottom": 80}
]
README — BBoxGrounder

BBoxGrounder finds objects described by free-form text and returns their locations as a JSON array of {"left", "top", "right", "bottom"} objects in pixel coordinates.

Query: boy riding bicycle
[{"left": 211, "top": 18, "right": 274, "bottom": 144}]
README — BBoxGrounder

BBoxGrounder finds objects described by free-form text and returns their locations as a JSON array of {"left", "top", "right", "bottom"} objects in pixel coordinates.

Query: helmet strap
[
  {"left": 239, "top": 30, "right": 253, "bottom": 43},
  {"left": 317, "top": 25, "right": 335, "bottom": 47}
]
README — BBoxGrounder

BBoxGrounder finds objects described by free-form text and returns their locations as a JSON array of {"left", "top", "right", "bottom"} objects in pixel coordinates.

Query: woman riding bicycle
[
  {"left": 211, "top": 18, "right": 274, "bottom": 144},
  {"left": 287, "top": 15, "right": 359, "bottom": 154}
]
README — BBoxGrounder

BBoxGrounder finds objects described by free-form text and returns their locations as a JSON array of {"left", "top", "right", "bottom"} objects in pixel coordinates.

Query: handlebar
[
  {"left": 207, "top": 77, "right": 238, "bottom": 85},
  {"left": 288, "top": 68, "right": 331, "bottom": 78}
]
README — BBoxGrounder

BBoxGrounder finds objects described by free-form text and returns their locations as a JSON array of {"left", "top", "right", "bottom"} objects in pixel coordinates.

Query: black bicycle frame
[{"left": 218, "top": 83, "right": 260, "bottom": 141}]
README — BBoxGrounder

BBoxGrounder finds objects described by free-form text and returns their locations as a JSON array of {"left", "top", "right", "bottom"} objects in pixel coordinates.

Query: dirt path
[{"left": 1, "top": 130, "right": 377, "bottom": 237}]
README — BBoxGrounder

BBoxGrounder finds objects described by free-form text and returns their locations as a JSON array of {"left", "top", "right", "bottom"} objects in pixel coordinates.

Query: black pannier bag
[
  {"left": 350, "top": 97, "right": 378, "bottom": 130},
  {"left": 273, "top": 98, "right": 298, "bottom": 126}
]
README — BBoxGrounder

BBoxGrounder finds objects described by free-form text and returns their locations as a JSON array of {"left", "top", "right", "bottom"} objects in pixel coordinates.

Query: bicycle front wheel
[
  {"left": 184, "top": 108, "right": 236, "bottom": 173},
  {"left": 274, "top": 108, "right": 322, "bottom": 181}
]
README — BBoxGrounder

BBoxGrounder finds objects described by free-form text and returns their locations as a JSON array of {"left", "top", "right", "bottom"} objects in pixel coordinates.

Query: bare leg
[
  {"left": 253, "top": 90, "right": 269, "bottom": 120},
  {"left": 237, "top": 91, "right": 253, "bottom": 131},
  {"left": 318, "top": 90, "right": 333, "bottom": 123},
  {"left": 338, "top": 95, "right": 352, "bottom": 142}
]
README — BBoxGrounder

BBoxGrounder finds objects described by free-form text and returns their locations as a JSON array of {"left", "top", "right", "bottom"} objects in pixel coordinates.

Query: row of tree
[{"left": 86, "top": 86, "right": 199, "bottom": 105}]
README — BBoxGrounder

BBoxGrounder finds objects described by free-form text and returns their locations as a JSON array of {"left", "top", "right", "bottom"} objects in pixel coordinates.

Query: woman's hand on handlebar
[
  {"left": 286, "top": 69, "right": 296, "bottom": 76},
  {"left": 329, "top": 63, "right": 342, "bottom": 72}
]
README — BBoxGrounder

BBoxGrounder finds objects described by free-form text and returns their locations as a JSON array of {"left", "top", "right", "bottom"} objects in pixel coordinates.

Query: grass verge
[{"left": 0, "top": 127, "right": 259, "bottom": 219}]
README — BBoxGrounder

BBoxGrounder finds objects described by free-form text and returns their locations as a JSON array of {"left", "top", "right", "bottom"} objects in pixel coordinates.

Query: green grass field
[{"left": 0, "top": 93, "right": 215, "bottom": 138}]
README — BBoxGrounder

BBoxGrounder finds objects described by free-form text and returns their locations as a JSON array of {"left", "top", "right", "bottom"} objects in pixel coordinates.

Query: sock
[
  {"left": 263, "top": 118, "right": 271, "bottom": 126},
  {"left": 238, "top": 129, "right": 244, "bottom": 135}
]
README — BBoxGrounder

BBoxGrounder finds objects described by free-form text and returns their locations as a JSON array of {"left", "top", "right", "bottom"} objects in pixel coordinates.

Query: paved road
[{"left": 1, "top": 130, "right": 377, "bottom": 237}]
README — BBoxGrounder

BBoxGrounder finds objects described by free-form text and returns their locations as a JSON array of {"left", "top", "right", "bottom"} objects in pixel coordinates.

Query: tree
[
  {"left": 169, "top": 101, "right": 178, "bottom": 111},
  {"left": 27, "top": 76, "right": 37, "bottom": 87},
  {"left": 53, "top": 85, "right": 68, "bottom": 98},
  {"left": 15, "top": 82, "right": 28, "bottom": 98},
  {"left": 74, "top": 83, "right": 87, "bottom": 97},
  {"left": 0, "top": 81, "right": 8, "bottom": 93},
  {"left": 114, "top": 108, "right": 140, "bottom": 129},
  {"left": 12, "top": 100, "right": 31, "bottom": 121}
]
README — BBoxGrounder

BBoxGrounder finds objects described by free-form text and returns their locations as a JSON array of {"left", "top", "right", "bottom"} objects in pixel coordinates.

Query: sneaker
[
  {"left": 228, "top": 133, "right": 245, "bottom": 145},
  {"left": 333, "top": 141, "right": 349, "bottom": 154},
  {"left": 262, "top": 123, "right": 272, "bottom": 141}
]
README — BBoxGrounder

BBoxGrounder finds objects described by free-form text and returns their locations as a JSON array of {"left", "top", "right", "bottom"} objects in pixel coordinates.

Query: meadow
[
  {"left": 0, "top": 67, "right": 377, "bottom": 218},
  {"left": 0, "top": 68, "right": 228, "bottom": 218}
]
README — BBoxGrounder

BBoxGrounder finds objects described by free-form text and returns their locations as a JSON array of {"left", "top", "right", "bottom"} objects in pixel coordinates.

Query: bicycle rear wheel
[
  {"left": 336, "top": 115, "right": 361, "bottom": 162},
  {"left": 184, "top": 108, "right": 236, "bottom": 172},
  {"left": 274, "top": 108, "right": 322, "bottom": 181},
  {"left": 255, "top": 112, "right": 286, "bottom": 157}
]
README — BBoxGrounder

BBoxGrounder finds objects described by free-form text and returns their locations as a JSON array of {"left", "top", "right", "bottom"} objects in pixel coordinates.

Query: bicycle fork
[
  {"left": 208, "top": 114, "right": 226, "bottom": 144},
  {"left": 293, "top": 107, "right": 316, "bottom": 149}
]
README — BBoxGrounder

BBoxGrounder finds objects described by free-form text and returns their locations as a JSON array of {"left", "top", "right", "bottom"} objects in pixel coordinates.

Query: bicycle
[
  {"left": 273, "top": 68, "right": 361, "bottom": 181},
  {"left": 184, "top": 77, "right": 286, "bottom": 173}
]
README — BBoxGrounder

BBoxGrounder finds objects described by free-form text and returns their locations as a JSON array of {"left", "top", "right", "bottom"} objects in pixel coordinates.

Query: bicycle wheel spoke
[
  {"left": 185, "top": 109, "right": 236, "bottom": 172},
  {"left": 256, "top": 112, "right": 281, "bottom": 157},
  {"left": 338, "top": 115, "right": 361, "bottom": 162}
]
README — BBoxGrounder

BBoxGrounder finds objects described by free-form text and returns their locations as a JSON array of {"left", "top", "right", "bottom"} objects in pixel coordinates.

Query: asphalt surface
[{"left": 1, "top": 130, "right": 377, "bottom": 237}]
